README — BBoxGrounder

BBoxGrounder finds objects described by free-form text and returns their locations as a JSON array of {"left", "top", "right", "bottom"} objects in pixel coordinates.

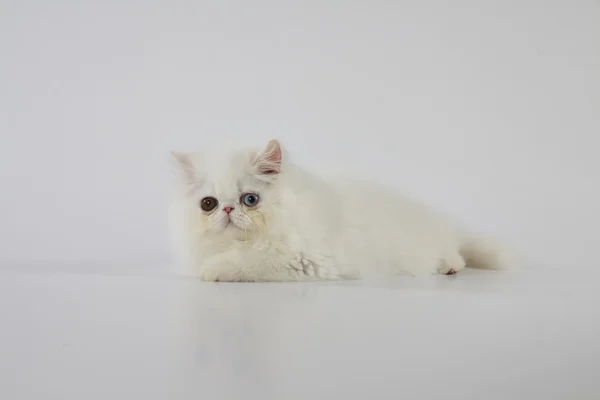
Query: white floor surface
[{"left": 1, "top": 266, "right": 598, "bottom": 400}]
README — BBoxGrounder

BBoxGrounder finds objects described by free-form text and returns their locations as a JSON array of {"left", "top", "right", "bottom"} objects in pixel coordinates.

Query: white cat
[{"left": 168, "top": 139, "right": 511, "bottom": 282}]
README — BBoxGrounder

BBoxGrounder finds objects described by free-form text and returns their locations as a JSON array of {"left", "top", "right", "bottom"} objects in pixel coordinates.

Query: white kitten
[{"left": 168, "top": 139, "right": 511, "bottom": 282}]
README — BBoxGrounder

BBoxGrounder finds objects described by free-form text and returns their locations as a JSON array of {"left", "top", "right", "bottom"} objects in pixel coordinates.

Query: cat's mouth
[
  {"left": 224, "top": 220, "right": 253, "bottom": 238},
  {"left": 221, "top": 215, "right": 251, "bottom": 233},
  {"left": 224, "top": 218, "right": 241, "bottom": 230}
]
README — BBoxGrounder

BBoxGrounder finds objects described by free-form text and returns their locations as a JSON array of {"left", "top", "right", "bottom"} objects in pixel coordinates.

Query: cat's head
[{"left": 171, "top": 139, "right": 284, "bottom": 243}]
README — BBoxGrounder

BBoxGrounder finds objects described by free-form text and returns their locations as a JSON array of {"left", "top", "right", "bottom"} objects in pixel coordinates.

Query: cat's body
[{"left": 169, "top": 140, "right": 510, "bottom": 281}]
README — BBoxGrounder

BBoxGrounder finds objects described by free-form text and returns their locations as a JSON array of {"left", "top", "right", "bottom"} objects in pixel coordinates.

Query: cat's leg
[
  {"left": 199, "top": 249, "right": 348, "bottom": 282},
  {"left": 200, "top": 252, "right": 298, "bottom": 282},
  {"left": 437, "top": 250, "right": 466, "bottom": 275},
  {"left": 199, "top": 249, "right": 339, "bottom": 282},
  {"left": 288, "top": 253, "right": 348, "bottom": 280}
]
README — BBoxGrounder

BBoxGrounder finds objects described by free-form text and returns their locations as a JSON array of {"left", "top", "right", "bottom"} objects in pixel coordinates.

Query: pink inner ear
[{"left": 257, "top": 140, "right": 282, "bottom": 175}]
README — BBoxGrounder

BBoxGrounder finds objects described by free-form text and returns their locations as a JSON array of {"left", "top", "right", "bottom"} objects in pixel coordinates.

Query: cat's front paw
[
  {"left": 198, "top": 262, "right": 241, "bottom": 282},
  {"left": 198, "top": 267, "right": 222, "bottom": 282},
  {"left": 289, "top": 254, "right": 317, "bottom": 276},
  {"left": 288, "top": 253, "right": 344, "bottom": 280}
]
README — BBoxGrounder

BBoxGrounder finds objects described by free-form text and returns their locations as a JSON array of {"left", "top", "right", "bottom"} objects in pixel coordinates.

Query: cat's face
[{"left": 172, "top": 140, "right": 283, "bottom": 243}]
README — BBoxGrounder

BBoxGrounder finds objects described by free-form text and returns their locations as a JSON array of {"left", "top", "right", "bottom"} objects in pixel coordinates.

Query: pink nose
[{"left": 223, "top": 206, "right": 234, "bottom": 214}]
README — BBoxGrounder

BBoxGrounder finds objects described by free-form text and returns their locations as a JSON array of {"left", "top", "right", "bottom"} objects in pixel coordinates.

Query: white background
[
  {"left": 2, "top": 3, "right": 600, "bottom": 399},
  {"left": 1, "top": 0, "right": 599, "bottom": 270}
]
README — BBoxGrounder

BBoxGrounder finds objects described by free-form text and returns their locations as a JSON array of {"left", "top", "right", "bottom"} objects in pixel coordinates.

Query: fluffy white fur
[{"left": 168, "top": 139, "right": 511, "bottom": 282}]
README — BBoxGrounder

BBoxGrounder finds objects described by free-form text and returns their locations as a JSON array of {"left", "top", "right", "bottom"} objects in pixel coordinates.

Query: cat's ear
[
  {"left": 254, "top": 139, "right": 283, "bottom": 177},
  {"left": 170, "top": 151, "right": 196, "bottom": 181}
]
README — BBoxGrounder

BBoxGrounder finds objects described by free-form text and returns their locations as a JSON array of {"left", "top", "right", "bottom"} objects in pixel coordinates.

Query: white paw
[
  {"left": 199, "top": 262, "right": 240, "bottom": 282},
  {"left": 288, "top": 254, "right": 316, "bottom": 276},
  {"left": 198, "top": 266, "right": 224, "bottom": 282},
  {"left": 289, "top": 255, "right": 304, "bottom": 271},
  {"left": 303, "top": 262, "right": 316, "bottom": 276},
  {"left": 301, "top": 255, "right": 344, "bottom": 280},
  {"left": 438, "top": 255, "right": 466, "bottom": 276}
]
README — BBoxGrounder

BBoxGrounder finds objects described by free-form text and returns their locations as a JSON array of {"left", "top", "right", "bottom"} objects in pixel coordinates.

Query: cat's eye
[
  {"left": 241, "top": 193, "right": 260, "bottom": 207},
  {"left": 200, "top": 196, "right": 218, "bottom": 212}
]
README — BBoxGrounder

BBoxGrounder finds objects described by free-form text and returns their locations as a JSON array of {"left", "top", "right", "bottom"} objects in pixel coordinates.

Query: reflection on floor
[{"left": 1, "top": 266, "right": 598, "bottom": 400}]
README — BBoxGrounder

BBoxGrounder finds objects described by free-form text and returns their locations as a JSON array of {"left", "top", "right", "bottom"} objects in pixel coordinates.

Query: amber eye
[
  {"left": 241, "top": 193, "right": 260, "bottom": 207},
  {"left": 200, "top": 197, "right": 218, "bottom": 212}
]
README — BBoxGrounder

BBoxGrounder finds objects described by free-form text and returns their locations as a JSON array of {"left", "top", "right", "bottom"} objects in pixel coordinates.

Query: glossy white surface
[{"left": 1, "top": 267, "right": 598, "bottom": 400}]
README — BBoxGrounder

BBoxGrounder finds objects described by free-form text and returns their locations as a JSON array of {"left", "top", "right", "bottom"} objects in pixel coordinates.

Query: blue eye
[{"left": 241, "top": 193, "right": 259, "bottom": 207}]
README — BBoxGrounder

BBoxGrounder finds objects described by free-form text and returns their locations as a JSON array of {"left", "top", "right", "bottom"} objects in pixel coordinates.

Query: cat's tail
[{"left": 459, "top": 236, "right": 513, "bottom": 270}]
